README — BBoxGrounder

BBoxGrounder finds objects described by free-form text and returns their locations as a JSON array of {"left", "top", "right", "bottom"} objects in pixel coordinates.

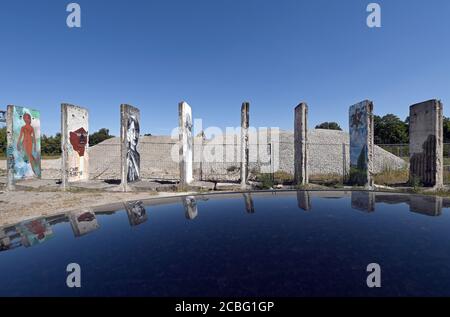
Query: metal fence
[
  {"left": 199, "top": 142, "right": 274, "bottom": 182},
  {"left": 89, "top": 140, "right": 179, "bottom": 181},
  {"left": 378, "top": 143, "right": 450, "bottom": 161},
  {"left": 88, "top": 139, "right": 276, "bottom": 182},
  {"left": 378, "top": 143, "right": 450, "bottom": 184}
]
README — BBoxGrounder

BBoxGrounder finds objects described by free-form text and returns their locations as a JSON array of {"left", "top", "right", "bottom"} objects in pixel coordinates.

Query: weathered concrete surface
[
  {"left": 6, "top": 105, "right": 14, "bottom": 191},
  {"left": 294, "top": 103, "right": 308, "bottom": 185},
  {"left": 241, "top": 102, "right": 250, "bottom": 188},
  {"left": 127, "top": 180, "right": 177, "bottom": 192},
  {"left": 61, "top": 103, "right": 89, "bottom": 189},
  {"left": 188, "top": 181, "right": 216, "bottom": 191},
  {"left": 349, "top": 100, "right": 374, "bottom": 188},
  {"left": 215, "top": 182, "right": 243, "bottom": 191},
  {"left": 179, "top": 102, "right": 193, "bottom": 185},
  {"left": 409, "top": 99, "right": 443, "bottom": 187}
]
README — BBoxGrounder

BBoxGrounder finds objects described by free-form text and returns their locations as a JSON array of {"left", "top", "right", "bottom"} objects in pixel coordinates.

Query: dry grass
[
  {"left": 309, "top": 174, "right": 343, "bottom": 187},
  {"left": 272, "top": 171, "right": 294, "bottom": 184},
  {"left": 373, "top": 167, "right": 409, "bottom": 186}
]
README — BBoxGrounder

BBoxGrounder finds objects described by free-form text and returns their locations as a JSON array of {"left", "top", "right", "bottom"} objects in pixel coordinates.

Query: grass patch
[
  {"left": 374, "top": 167, "right": 409, "bottom": 186},
  {"left": 309, "top": 174, "right": 343, "bottom": 187},
  {"left": 255, "top": 174, "right": 274, "bottom": 189}
]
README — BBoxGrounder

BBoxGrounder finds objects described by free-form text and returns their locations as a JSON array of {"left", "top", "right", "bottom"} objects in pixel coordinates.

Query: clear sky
[{"left": 1, "top": 0, "right": 449, "bottom": 136}]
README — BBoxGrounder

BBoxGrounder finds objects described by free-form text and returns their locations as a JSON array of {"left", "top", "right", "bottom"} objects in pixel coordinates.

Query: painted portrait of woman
[{"left": 126, "top": 115, "right": 140, "bottom": 182}]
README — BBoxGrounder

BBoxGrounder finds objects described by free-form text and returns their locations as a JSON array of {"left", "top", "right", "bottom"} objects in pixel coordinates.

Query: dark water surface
[{"left": 1, "top": 191, "right": 450, "bottom": 297}]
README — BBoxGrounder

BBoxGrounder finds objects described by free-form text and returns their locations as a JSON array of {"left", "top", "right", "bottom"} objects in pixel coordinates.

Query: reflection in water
[
  {"left": 1, "top": 191, "right": 450, "bottom": 296},
  {"left": 125, "top": 201, "right": 148, "bottom": 226},
  {"left": 351, "top": 192, "right": 375, "bottom": 213},
  {"left": 0, "top": 227, "right": 21, "bottom": 252},
  {"left": 183, "top": 196, "right": 198, "bottom": 220},
  {"left": 408, "top": 195, "right": 442, "bottom": 217},
  {"left": 0, "top": 191, "right": 448, "bottom": 255},
  {"left": 69, "top": 209, "right": 100, "bottom": 237},
  {"left": 375, "top": 194, "right": 442, "bottom": 217},
  {"left": 16, "top": 219, "right": 53, "bottom": 247},
  {"left": 0, "top": 229, "right": 10, "bottom": 251},
  {"left": 243, "top": 193, "right": 255, "bottom": 213},
  {"left": 297, "top": 191, "right": 311, "bottom": 211}
]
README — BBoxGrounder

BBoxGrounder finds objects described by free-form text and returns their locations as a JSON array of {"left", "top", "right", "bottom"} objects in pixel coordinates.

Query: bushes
[{"left": 255, "top": 171, "right": 294, "bottom": 189}]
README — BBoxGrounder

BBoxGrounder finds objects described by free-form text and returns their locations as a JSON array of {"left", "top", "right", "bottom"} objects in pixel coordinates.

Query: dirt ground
[{"left": 0, "top": 190, "right": 190, "bottom": 228}]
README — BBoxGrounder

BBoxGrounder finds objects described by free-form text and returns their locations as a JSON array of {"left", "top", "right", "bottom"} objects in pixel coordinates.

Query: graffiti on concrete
[
  {"left": 10, "top": 106, "right": 41, "bottom": 180},
  {"left": 63, "top": 104, "right": 89, "bottom": 182},
  {"left": 125, "top": 201, "right": 147, "bottom": 226},
  {"left": 183, "top": 196, "right": 198, "bottom": 220},
  {"left": 126, "top": 114, "right": 140, "bottom": 182},
  {"left": 349, "top": 100, "right": 373, "bottom": 186},
  {"left": 16, "top": 219, "right": 53, "bottom": 247},
  {"left": 69, "top": 209, "right": 99, "bottom": 237}
]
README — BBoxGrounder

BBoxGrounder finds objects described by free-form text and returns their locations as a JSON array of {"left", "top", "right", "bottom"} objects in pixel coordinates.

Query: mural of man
[
  {"left": 16, "top": 113, "right": 38, "bottom": 176},
  {"left": 69, "top": 127, "right": 88, "bottom": 157},
  {"left": 127, "top": 115, "right": 140, "bottom": 182}
]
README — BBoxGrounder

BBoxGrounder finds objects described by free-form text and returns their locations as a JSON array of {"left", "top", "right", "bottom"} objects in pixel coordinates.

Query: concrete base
[
  {"left": 14, "top": 179, "right": 61, "bottom": 191},
  {"left": 216, "top": 182, "right": 247, "bottom": 191},
  {"left": 188, "top": 181, "right": 216, "bottom": 191}
]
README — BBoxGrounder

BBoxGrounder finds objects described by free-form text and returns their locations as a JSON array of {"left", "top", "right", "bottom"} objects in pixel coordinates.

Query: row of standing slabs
[
  {"left": 295, "top": 99, "right": 443, "bottom": 188},
  {"left": 3, "top": 102, "right": 252, "bottom": 191},
  {"left": 2, "top": 98, "right": 444, "bottom": 191}
]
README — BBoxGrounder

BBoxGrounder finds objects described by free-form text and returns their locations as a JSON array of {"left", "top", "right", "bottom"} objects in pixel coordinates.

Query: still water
[{"left": 1, "top": 191, "right": 450, "bottom": 297}]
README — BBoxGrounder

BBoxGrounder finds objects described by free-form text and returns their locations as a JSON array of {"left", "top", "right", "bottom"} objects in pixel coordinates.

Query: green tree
[
  {"left": 315, "top": 122, "right": 342, "bottom": 130},
  {"left": 443, "top": 117, "right": 450, "bottom": 143},
  {"left": 374, "top": 114, "right": 408, "bottom": 144},
  {"left": 0, "top": 127, "right": 6, "bottom": 155},
  {"left": 41, "top": 133, "right": 62, "bottom": 155},
  {"left": 89, "top": 128, "right": 114, "bottom": 146}
]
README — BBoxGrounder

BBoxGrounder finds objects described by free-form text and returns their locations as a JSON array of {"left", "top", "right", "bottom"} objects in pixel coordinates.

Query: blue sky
[{"left": 1, "top": 0, "right": 449, "bottom": 136}]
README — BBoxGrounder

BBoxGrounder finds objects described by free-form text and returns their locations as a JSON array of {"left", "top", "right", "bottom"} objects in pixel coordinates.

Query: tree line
[
  {"left": 315, "top": 114, "right": 450, "bottom": 145},
  {"left": 0, "top": 128, "right": 114, "bottom": 156},
  {"left": 2, "top": 114, "right": 450, "bottom": 155}
]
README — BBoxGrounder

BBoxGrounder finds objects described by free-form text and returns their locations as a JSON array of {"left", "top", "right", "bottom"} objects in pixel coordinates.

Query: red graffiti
[{"left": 70, "top": 127, "right": 88, "bottom": 157}]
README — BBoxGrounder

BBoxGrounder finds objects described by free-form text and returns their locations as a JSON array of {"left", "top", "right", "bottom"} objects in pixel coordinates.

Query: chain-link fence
[
  {"left": 199, "top": 141, "right": 274, "bottom": 182},
  {"left": 377, "top": 144, "right": 409, "bottom": 160},
  {"left": 378, "top": 143, "right": 450, "bottom": 184},
  {"left": 89, "top": 138, "right": 276, "bottom": 182},
  {"left": 89, "top": 138, "right": 179, "bottom": 181}
]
